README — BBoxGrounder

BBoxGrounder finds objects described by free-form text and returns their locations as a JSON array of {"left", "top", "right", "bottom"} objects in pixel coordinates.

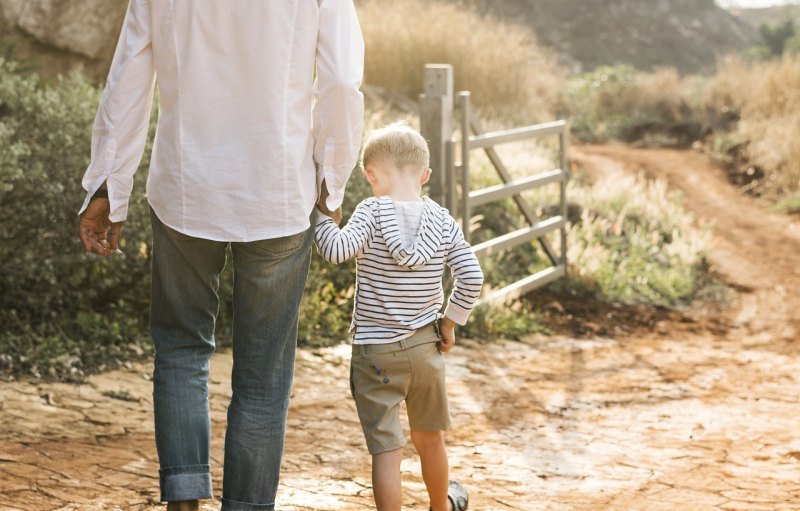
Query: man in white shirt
[{"left": 77, "top": 1, "right": 363, "bottom": 510}]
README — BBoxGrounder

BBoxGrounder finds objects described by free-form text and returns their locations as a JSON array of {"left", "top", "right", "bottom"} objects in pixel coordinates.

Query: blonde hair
[{"left": 362, "top": 122, "right": 430, "bottom": 171}]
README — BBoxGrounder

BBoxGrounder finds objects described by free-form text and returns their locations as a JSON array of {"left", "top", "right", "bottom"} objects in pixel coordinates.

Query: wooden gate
[{"left": 420, "top": 64, "right": 569, "bottom": 305}]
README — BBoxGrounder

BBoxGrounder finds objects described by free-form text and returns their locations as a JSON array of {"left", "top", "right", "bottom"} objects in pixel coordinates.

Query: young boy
[{"left": 315, "top": 123, "right": 483, "bottom": 511}]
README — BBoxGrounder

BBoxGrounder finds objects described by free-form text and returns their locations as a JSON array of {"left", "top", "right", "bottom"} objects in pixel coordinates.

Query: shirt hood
[{"left": 377, "top": 196, "right": 445, "bottom": 269}]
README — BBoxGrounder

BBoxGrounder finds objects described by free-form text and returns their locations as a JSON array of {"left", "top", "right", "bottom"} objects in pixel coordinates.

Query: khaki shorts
[{"left": 350, "top": 324, "right": 451, "bottom": 455}]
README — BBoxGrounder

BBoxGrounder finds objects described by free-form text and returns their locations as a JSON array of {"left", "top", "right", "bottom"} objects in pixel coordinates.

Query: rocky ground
[{"left": 1, "top": 145, "right": 799, "bottom": 510}]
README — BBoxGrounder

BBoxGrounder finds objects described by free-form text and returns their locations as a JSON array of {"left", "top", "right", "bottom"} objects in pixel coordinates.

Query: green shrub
[
  {"left": 461, "top": 302, "right": 550, "bottom": 341},
  {"left": 564, "top": 172, "right": 712, "bottom": 306},
  {"left": 0, "top": 58, "right": 155, "bottom": 378}
]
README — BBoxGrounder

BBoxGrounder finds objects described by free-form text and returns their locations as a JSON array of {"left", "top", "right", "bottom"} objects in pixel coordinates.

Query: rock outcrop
[{"left": 0, "top": 0, "right": 127, "bottom": 78}]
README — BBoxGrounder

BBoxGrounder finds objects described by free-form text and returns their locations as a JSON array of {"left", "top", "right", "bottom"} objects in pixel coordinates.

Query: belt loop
[
  {"left": 433, "top": 318, "right": 441, "bottom": 338},
  {"left": 353, "top": 340, "right": 365, "bottom": 356}
]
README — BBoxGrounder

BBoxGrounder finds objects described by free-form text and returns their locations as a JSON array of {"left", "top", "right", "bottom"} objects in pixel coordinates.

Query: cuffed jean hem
[
  {"left": 221, "top": 497, "right": 275, "bottom": 511},
  {"left": 160, "top": 465, "right": 213, "bottom": 502}
]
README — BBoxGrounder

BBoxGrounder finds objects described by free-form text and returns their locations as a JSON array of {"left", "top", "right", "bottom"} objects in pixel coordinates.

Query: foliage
[
  {"left": 708, "top": 55, "right": 800, "bottom": 200},
  {"left": 564, "top": 172, "right": 712, "bottom": 306},
  {"left": 461, "top": 302, "right": 550, "bottom": 341},
  {"left": 771, "top": 194, "right": 800, "bottom": 215},
  {"left": 565, "top": 65, "right": 702, "bottom": 143},
  {"left": 0, "top": 58, "right": 155, "bottom": 378},
  {"left": 758, "top": 19, "right": 796, "bottom": 56}
]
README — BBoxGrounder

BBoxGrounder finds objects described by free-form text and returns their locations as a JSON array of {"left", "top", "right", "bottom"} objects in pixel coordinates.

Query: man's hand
[
  {"left": 318, "top": 179, "right": 343, "bottom": 225},
  {"left": 79, "top": 197, "right": 125, "bottom": 257},
  {"left": 438, "top": 316, "right": 457, "bottom": 353}
]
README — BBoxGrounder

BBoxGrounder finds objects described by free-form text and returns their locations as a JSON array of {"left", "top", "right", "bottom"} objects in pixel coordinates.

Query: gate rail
[{"left": 421, "top": 65, "right": 569, "bottom": 305}]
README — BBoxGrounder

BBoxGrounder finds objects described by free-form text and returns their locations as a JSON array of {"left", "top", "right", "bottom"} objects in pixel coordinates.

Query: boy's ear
[
  {"left": 420, "top": 167, "right": 432, "bottom": 186},
  {"left": 363, "top": 167, "right": 378, "bottom": 186}
]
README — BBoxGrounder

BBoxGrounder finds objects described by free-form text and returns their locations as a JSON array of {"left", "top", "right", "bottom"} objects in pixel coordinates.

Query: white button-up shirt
[{"left": 79, "top": 0, "right": 364, "bottom": 241}]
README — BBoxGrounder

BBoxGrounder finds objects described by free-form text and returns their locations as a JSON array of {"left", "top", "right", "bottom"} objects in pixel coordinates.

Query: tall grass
[
  {"left": 708, "top": 55, "right": 800, "bottom": 199},
  {"left": 566, "top": 65, "right": 705, "bottom": 142},
  {"left": 566, "top": 172, "right": 713, "bottom": 305},
  {"left": 356, "top": 0, "right": 565, "bottom": 123}
]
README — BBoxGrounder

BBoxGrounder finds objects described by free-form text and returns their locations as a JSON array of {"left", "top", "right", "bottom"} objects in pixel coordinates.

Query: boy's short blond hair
[{"left": 362, "top": 122, "right": 430, "bottom": 171}]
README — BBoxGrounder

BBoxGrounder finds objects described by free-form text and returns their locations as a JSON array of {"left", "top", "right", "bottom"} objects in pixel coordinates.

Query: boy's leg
[
  {"left": 221, "top": 226, "right": 313, "bottom": 510},
  {"left": 411, "top": 430, "right": 450, "bottom": 511},
  {"left": 150, "top": 209, "right": 227, "bottom": 504},
  {"left": 350, "top": 342, "right": 414, "bottom": 510},
  {"left": 405, "top": 335, "right": 453, "bottom": 511},
  {"left": 372, "top": 447, "right": 404, "bottom": 511}
]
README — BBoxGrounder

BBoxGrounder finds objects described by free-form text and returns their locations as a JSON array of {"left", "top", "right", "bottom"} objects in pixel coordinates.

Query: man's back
[{"left": 82, "top": 0, "right": 364, "bottom": 241}]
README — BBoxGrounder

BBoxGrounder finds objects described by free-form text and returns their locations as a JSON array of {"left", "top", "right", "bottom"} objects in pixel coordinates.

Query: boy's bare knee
[
  {"left": 411, "top": 429, "right": 444, "bottom": 450},
  {"left": 373, "top": 447, "right": 404, "bottom": 465}
]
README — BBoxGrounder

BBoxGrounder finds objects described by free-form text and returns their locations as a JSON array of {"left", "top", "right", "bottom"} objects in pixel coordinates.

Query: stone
[{"left": 1, "top": 0, "right": 127, "bottom": 60}]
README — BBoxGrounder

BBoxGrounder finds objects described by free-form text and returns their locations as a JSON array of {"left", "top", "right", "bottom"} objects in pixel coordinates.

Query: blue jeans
[{"left": 149, "top": 208, "right": 313, "bottom": 510}]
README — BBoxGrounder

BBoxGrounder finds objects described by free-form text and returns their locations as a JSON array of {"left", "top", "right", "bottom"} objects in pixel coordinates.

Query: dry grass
[
  {"left": 356, "top": 0, "right": 565, "bottom": 123},
  {"left": 708, "top": 55, "right": 800, "bottom": 197},
  {"left": 565, "top": 65, "right": 705, "bottom": 141}
]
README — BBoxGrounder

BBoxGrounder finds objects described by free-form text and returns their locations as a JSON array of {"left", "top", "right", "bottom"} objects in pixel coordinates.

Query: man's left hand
[{"left": 79, "top": 197, "right": 124, "bottom": 257}]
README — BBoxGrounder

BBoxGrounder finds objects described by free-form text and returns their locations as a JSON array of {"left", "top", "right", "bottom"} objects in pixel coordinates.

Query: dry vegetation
[
  {"left": 708, "top": 55, "right": 800, "bottom": 202},
  {"left": 357, "top": 0, "right": 565, "bottom": 122}
]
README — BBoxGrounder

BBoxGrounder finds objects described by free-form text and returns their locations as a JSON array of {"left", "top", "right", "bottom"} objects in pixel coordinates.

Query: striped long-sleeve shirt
[{"left": 315, "top": 196, "right": 484, "bottom": 345}]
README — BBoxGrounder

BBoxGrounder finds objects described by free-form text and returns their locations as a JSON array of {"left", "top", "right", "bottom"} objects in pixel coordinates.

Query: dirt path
[{"left": 2, "top": 145, "right": 800, "bottom": 511}]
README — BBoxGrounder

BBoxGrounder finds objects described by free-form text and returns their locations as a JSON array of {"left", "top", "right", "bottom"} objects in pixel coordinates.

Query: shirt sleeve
[
  {"left": 315, "top": 201, "right": 376, "bottom": 264},
  {"left": 443, "top": 219, "right": 484, "bottom": 325},
  {"left": 78, "top": 0, "right": 156, "bottom": 222},
  {"left": 312, "top": 0, "right": 365, "bottom": 212}
]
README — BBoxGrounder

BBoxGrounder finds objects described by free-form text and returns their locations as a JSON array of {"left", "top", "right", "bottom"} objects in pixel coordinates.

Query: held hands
[
  {"left": 79, "top": 196, "right": 125, "bottom": 257},
  {"left": 317, "top": 179, "right": 343, "bottom": 225},
  {"left": 438, "top": 316, "right": 457, "bottom": 353}
]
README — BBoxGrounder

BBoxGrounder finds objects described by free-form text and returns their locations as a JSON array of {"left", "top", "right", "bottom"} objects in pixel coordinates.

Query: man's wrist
[{"left": 91, "top": 188, "right": 109, "bottom": 200}]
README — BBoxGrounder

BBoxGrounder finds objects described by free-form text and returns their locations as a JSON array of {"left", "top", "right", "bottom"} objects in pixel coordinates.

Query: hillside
[
  {"left": 471, "top": 0, "right": 758, "bottom": 73},
  {"left": 730, "top": 4, "right": 800, "bottom": 28},
  {"left": 1, "top": 0, "right": 759, "bottom": 81}
]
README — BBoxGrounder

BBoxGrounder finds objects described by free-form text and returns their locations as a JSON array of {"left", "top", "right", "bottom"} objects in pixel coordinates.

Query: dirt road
[{"left": 2, "top": 145, "right": 799, "bottom": 510}]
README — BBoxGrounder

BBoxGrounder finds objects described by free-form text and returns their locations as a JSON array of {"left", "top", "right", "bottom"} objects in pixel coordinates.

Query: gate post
[{"left": 419, "top": 64, "right": 454, "bottom": 208}]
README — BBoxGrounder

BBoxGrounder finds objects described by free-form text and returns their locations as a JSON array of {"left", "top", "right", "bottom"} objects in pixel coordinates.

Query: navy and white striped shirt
[{"left": 315, "top": 196, "right": 484, "bottom": 345}]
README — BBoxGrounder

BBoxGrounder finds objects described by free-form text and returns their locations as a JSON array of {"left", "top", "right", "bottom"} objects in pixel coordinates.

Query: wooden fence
[{"left": 420, "top": 64, "right": 570, "bottom": 305}]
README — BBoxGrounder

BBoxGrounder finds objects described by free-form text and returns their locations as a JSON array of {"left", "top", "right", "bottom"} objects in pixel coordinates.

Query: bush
[
  {"left": 0, "top": 58, "right": 156, "bottom": 378},
  {"left": 708, "top": 55, "right": 800, "bottom": 199},
  {"left": 462, "top": 302, "right": 550, "bottom": 341},
  {"left": 565, "top": 65, "right": 703, "bottom": 143},
  {"left": 565, "top": 172, "right": 712, "bottom": 306}
]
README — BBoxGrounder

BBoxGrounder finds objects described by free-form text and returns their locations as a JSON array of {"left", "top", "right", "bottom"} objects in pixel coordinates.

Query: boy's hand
[
  {"left": 438, "top": 316, "right": 456, "bottom": 352},
  {"left": 318, "top": 179, "right": 342, "bottom": 225}
]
